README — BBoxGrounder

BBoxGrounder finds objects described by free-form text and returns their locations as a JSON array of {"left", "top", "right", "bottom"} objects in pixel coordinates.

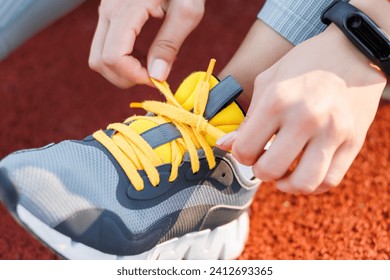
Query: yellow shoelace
[{"left": 93, "top": 59, "right": 225, "bottom": 191}]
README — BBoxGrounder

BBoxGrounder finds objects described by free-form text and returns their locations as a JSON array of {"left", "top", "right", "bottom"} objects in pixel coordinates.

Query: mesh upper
[{"left": 0, "top": 140, "right": 257, "bottom": 233}]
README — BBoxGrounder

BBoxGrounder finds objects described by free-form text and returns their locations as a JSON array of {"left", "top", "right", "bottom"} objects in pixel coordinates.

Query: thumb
[
  {"left": 216, "top": 65, "right": 278, "bottom": 151},
  {"left": 216, "top": 131, "right": 238, "bottom": 151},
  {"left": 148, "top": 0, "right": 204, "bottom": 81}
]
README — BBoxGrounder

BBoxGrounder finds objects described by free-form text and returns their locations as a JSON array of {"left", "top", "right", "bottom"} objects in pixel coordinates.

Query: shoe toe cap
[{"left": 0, "top": 140, "right": 120, "bottom": 227}]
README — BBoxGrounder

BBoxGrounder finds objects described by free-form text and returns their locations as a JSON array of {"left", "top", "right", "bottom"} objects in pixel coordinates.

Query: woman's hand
[
  {"left": 218, "top": 25, "right": 387, "bottom": 194},
  {"left": 89, "top": 0, "right": 205, "bottom": 88}
]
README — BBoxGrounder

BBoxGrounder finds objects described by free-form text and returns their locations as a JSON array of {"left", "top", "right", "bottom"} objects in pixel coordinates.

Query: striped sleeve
[{"left": 258, "top": 0, "right": 333, "bottom": 45}]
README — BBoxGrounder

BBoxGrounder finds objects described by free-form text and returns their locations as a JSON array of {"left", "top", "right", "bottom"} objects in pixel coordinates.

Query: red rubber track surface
[{"left": 0, "top": 0, "right": 389, "bottom": 259}]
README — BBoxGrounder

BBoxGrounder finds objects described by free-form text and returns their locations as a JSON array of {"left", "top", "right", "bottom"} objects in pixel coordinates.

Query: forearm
[{"left": 219, "top": 20, "right": 293, "bottom": 112}]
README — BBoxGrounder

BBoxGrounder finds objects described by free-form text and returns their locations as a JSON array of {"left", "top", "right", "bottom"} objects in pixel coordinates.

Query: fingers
[
  {"left": 89, "top": 17, "right": 129, "bottom": 87},
  {"left": 215, "top": 110, "right": 254, "bottom": 152},
  {"left": 101, "top": 8, "right": 151, "bottom": 85},
  {"left": 218, "top": 92, "right": 358, "bottom": 195},
  {"left": 231, "top": 99, "right": 279, "bottom": 166},
  {"left": 216, "top": 112, "right": 253, "bottom": 151},
  {"left": 252, "top": 120, "right": 310, "bottom": 182},
  {"left": 321, "top": 140, "right": 362, "bottom": 188},
  {"left": 89, "top": 16, "right": 109, "bottom": 67},
  {"left": 217, "top": 68, "right": 278, "bottom": 156},
  {"left": 216, "top": 130, "right": 238, "bottom": 151},
  {"left": 216, "top": 23, "right": 384, "bottom": 195},
  {"left": 275, "top": 132, "right": 340, "bottom": 194},
  {"left": 223, "top": 68, "right": 355, "bottom": 194},
  {"left": 90, "top": 0, "right": 205, "bottom": 87},
  {"left": 307, "top": 141, "right": 362, "bottom": 195},
  {"left": 148, "top": 0, "right": 205, "bottom": 81},
  {"left": 89, "top": 2, "right": 156, "bottom": 88}
]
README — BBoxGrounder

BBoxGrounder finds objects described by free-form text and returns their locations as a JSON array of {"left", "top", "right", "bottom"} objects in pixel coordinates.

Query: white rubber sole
[{"left": 17, "top": 205, "right": 250, "bottom": 260}]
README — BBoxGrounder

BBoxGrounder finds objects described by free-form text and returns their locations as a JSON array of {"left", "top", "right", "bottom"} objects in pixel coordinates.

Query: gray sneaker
[{"left": 0, "top": 61, "right": 260, "bottom": 259}]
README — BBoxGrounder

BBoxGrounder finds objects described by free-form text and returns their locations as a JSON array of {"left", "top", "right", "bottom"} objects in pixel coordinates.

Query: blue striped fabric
[
  {"left": 0, "top": 0, "right": 33, "bottom": 29},
  {"left": 0, "top": 0, "right": 84, "bottom": 60},
  {"left": 258, "top": 0, "right": 333, "bottom": 45}
]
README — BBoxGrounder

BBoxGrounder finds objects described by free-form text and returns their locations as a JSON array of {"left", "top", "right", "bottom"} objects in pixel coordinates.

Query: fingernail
[
  {"left": 148, "top": 59, "right": 169, "bottom": 81},
  {"left": 216, "top": 131, "right": 238, "bottom": 146}
]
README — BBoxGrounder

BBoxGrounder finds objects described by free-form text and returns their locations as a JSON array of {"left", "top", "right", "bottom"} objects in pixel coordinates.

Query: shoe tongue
[
  {"left": 128, "top": 72, "right": 245, "bottom": 164},
  {"left": 174, "top": 71, "right": 219, "bottom": 111}
]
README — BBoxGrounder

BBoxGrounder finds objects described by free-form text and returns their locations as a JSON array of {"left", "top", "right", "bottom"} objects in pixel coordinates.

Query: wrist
[
  {"left": 349, "top": 0, "right": 390, "bottom": 34},
  {"left": 319, "top": 24, "right": 387, "bottom": 82},
  {"left": 321, "top": 0, "right": 390, "bottom": 79}
]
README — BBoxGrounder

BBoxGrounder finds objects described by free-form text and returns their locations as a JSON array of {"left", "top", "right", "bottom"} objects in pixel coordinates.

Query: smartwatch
[{"left": 321, "top": 0, "right": 390, "bottom": 76}]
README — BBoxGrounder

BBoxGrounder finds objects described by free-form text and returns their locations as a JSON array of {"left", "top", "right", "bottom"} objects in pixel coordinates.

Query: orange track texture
[{"left": 0, "top": 0, "right": 389, "bottom": 259}]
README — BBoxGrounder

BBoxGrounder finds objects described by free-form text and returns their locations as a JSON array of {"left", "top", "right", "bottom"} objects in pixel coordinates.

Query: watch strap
[
  {"left": 321, "top": 0, "right": 353, "bottom": 27},
  {"left": 321, "top": 0, "right": 390, "bottom": 76}
]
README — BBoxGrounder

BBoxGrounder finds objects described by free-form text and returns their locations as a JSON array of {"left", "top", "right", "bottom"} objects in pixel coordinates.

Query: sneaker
[{"left": 0, "top": 59, "right": 260, "bottom": 260}]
